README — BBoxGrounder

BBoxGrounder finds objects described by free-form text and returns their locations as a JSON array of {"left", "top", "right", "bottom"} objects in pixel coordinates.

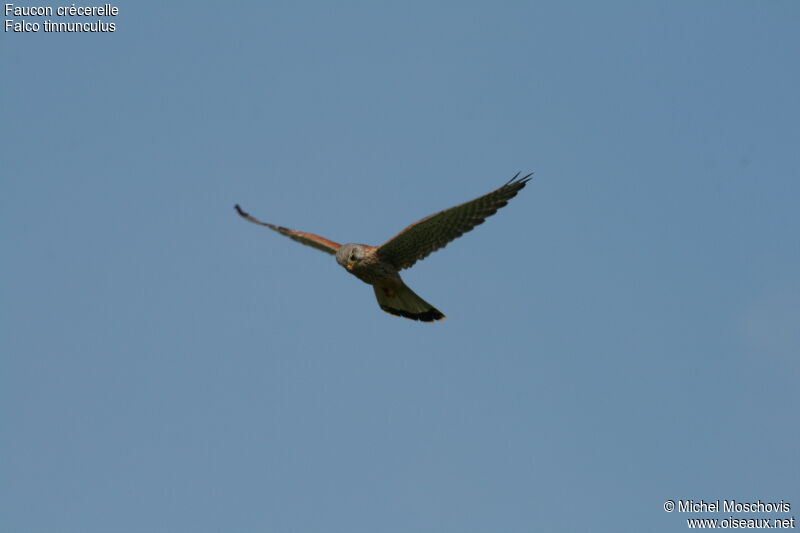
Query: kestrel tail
[{"left": 235, "top": 172, "right": 533, "bottom": 322}]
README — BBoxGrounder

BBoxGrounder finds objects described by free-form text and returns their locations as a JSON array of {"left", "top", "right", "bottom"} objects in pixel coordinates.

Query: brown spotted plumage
[{"left": 235, "top": 173, "right": 532, "bottom": 322}]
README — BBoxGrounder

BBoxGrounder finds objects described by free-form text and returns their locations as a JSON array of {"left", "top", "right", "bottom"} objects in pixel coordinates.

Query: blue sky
[{"left": 2, "top": 2, "right": 798, "bottom": 532}]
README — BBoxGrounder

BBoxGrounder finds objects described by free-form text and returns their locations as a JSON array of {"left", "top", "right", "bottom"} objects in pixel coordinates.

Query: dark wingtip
[{"left": 505, "top": 172, "right": 534, "bottom": 187}]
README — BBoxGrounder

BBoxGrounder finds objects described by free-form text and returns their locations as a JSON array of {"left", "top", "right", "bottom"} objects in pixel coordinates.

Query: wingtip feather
[{"left": 504, "top": 171, "right": 534, "bottom": 188}]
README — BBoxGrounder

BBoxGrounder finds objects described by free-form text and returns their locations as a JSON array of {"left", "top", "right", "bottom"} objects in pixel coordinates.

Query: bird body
[
  {"left": 334, "top": 243, "right": 445, "bottom": 321},
  {"left": 235, "top": 173, "right": 532, "bottom": 322}
]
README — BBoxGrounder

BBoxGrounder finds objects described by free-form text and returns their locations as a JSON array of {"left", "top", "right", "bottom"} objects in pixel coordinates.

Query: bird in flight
[{"left": 235, "top": 173, "right": 532, "bottom": 322}]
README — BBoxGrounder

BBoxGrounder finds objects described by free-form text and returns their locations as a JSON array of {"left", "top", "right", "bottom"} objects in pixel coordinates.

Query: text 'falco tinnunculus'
[{"left": 235, "top": 173, "right": 532, "bottom": 322}]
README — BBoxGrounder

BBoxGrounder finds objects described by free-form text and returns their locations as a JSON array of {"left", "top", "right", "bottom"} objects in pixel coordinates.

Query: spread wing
[
  {"left": 377, "top": 173, "right": 532, "bottom": 270},
  {"left": 234, "top": 204, "right": 341, "bottom": 255}
]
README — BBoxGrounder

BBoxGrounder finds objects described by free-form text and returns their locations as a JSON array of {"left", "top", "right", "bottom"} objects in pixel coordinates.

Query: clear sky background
[{"left": 2, "top": 2, "right": 798, "bottom": 532}]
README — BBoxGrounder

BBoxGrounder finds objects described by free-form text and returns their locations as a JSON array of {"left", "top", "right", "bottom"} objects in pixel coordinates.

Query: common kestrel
[{"left": 235, "top": 173, "right": 532, "bottom": 322}]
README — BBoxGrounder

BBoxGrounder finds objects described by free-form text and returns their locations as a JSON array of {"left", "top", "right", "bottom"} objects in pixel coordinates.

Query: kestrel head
[{"left": 336, "top": 243, "right": 365, "bottom": 271}]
